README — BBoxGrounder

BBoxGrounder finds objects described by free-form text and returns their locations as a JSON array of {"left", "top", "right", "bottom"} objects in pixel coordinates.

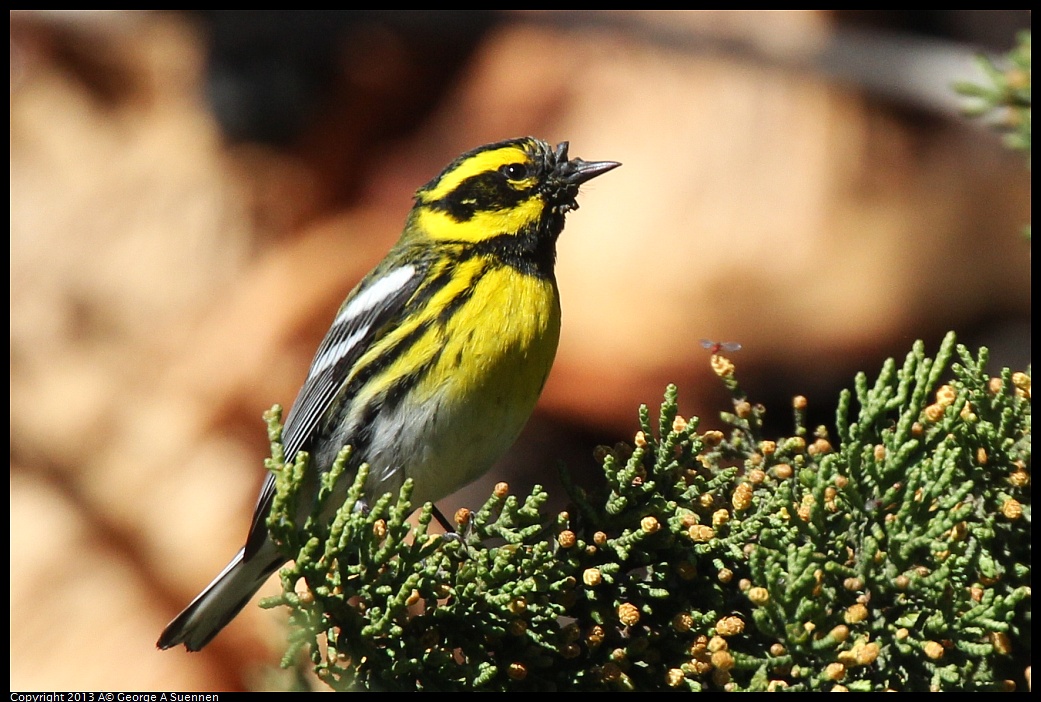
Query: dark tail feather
[{"left": 157, "top": 545, "right": 282, "bottom": 651}]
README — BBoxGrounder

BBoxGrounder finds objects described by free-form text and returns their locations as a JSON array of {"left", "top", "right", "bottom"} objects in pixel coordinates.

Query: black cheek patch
[{"left": 434, "top": 172, "right": 533, "bottom": 222}]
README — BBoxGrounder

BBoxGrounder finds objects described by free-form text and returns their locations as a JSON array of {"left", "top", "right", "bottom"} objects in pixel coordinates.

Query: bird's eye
[{"left": 501, "top": 163, "right": 529, "bottom": 181}]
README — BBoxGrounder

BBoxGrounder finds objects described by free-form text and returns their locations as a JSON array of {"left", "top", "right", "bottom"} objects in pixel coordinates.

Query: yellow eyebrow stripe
[{"left": 422, "top": 145, "right": 532, "bottom": 202}]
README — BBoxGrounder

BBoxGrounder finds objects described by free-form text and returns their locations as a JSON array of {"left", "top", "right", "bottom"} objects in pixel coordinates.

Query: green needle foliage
[
  {"left": 956, "top": 30, "right": 1031, "bottom": 241},
  {"left": 261, "top": 332, "right": 1030, "bottom": 691},
  {"left": 955, "top": 30, "right": 1031, "bottom": 163}
]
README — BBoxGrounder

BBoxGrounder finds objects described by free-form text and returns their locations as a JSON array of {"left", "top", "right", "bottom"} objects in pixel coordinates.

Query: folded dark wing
[{"left": 243, "top": 262, "right": 424, "bottom": 558}]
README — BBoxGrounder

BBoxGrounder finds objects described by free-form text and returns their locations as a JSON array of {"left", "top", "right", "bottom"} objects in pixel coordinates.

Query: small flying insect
[{"left": 700, "top": 339, "right": 743, "bottom": 355}]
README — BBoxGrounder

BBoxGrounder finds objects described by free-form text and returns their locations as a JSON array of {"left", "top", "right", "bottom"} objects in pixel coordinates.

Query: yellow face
[
  {"left": 412, "top": 138, "right": 563, "bottom": 244},
  {"left": 408, "top": 137, "right": 618, "bottom": 252}
]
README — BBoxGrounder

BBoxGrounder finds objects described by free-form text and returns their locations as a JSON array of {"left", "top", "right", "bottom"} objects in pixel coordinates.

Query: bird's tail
[{"left": 157, "top": 545, "right": 282, "bottom": 651}]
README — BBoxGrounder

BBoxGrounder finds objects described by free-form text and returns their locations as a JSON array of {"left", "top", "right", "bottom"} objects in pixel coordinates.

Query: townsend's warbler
[{"left": 157, "top": 137, "right": 619, "bottom": 651}]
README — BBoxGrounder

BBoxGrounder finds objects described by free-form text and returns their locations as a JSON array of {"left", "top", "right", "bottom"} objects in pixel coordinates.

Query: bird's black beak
[{"left": 554, "top": 141, "right": 621, "bottom": 185}]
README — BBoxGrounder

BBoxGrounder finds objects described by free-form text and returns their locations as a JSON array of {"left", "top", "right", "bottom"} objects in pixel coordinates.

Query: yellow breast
[{"left": 404, "top": 263, "right": 561, "bottom": 504}]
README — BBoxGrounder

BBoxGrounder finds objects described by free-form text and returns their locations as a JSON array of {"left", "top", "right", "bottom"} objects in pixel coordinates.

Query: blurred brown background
[{"left": 9, "top": 10, "right": 1030, "bottom": 691}]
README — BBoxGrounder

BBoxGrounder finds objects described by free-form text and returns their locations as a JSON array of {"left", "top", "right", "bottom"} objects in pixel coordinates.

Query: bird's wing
[{"left": 244, "top": 261, "right": 425, "bottom": 558}]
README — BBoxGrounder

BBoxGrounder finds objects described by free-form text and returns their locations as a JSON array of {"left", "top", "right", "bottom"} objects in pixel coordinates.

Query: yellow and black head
[{"left": 409, "top": 137, "right": 620, "bottom": 248}]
